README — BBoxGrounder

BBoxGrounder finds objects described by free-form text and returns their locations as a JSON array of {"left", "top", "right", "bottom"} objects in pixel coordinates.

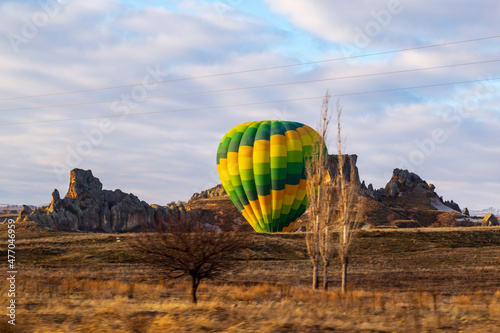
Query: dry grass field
[{"left": 1, "top": 221, "right": 499, "bottom": 332}]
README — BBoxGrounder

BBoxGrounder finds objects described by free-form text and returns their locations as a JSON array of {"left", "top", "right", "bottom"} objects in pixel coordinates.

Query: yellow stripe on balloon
[
  {"left": 270, "top": 144, "right": 287, "bottom": 157},
  {"left": 271, "top": 190, "right": 284, "bottom": 215},
  {"left": 254, "top": 139, "right": 270, "bottom": 151},
  {"left": 285, "top": 130, "right": 302, "bottom": 150},
  {"left": 270, "top": 133, "right": 287, "bottom": 146},
  {"left": 239, "top": 156, "right": 253, "bottom": 170},
  {"left": 271, "top": 189, "right": 285, "bottom": 201},
  {"left": 217, "top": 159, "right": 232, "bottom": 190},
  {"left": 253, "top": 140, "right": 270, "bottom": 164},
  {"left": 241, "top": 209, "right": 262, "bottom": 232},
  {"left": 295, "top": 179, "right": 307, "bottom": 201},
  {"left": 243, "top": 204, "right": 259, "bottom": 225},
  {"left": 249, "top": 199, "right": 263, "bottom": 221},
  {"left": 296, "top": 127, "right": 313, "bottom": 146},
  {"left": 258, "top": 194, "right": 272, "bottom": 218},
  {"left": 284, "top": 187, "right": 299, "bottom": 205},
  {"left": 227, "top": 152, "right": 239, "bottom": 175},
  {"left": 238, "top": 145, "right": 253, "bottom": 157}
]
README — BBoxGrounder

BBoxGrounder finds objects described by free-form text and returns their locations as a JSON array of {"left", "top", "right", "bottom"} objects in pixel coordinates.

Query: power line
[
  {"left": 2, "top": 76, "right": 499, "bottom": 126},
  {"left": 1, "top": 35, "right": 499, "bottom": 102},
  {"left": 1, "top": 59, "right": 499, "bottom": 113}
]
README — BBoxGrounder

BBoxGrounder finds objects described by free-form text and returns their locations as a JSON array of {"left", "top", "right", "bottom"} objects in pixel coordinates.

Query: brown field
[{"left": 1, "top": 222, "right": 500, "bottom": 332}]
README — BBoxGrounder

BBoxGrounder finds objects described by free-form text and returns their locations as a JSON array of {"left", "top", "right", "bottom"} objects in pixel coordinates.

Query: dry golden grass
[
  {"left": 1, "top": 225, "right": 499, "bottom": 332},
  {"left": 1, "top": 274, "right": 499, "bottom": 332}
]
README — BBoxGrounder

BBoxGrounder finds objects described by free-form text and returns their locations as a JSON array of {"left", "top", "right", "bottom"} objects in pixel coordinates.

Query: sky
[{"left": 0, "top": 0, "right": 499, "bottom": 210}]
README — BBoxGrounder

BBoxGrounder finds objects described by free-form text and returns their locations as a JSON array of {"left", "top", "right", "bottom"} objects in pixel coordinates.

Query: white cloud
[{"left": 265, "top": 0, "right": 500, "bottom": 48}]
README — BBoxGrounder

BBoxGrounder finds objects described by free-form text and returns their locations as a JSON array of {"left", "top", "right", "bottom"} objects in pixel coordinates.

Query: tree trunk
[
  {"left": 312, "top": 260, "right": 319, "bottom": 289},
  {"left": 312, "top": 185, "right": 321, "bottom": 290},
  {"left": 191, "top": 275, "right": 198, "bottom": 305},
  {"left": 341, "top": 255, "right": 348, "bottom": 294},
  {"left": 323, "top": 260, "right": 329, "bottom": 290}
]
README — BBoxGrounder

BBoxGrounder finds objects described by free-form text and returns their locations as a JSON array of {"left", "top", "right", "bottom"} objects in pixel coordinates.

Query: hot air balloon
[{"left": 216, "top": 120, "right": 325, "bottom": 232}]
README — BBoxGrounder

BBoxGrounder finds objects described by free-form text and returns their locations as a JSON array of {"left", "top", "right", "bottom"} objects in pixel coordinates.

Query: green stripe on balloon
[{"left": 216, "top": 120, "right": 326, "bottom": 232}]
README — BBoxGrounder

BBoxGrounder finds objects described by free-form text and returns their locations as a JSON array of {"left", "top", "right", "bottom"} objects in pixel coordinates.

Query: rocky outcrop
[
  {"left": 359, "top": 169, "right": 434, "bottom": 202},
  {"left": 15, "top": 205, "right": 33, "bottom": 222},
  {"left": 444, "top": 200, "right": 461, "bottom": 212},
  {"left": 367, "top": 169, "right": 461, "bottom": 212},
  {"left": 25, "top": 169, "right": 155, "bottom": 232},
  {"left": 328, "top": 154, "right": 361, "bottom": 186},
  {"left": 463, "top": 208, "right": 470, "bottom": 216},
  {"left": 391, "top": 169, "right": 424, "bottom": 188},
  {"left": 189, "top": 184, "right": 226, "bottom": 201},
  {"left": 385, "top": 178, "right": 399, "bottom": 198},
  {"left": 25, "top": 170, "right": 181, "bottom": 232},
  {"left": 370, "top": 169, "right": 430, "bottom": 199},
  {"left": 355, "top": 168, "right": 468, "bottom": 227},
  {"left": 23, "top": 169, "right": 239, "bottom": 233},
  {"left": 482, "top": 213, "right": 499, "bottom": 226}
]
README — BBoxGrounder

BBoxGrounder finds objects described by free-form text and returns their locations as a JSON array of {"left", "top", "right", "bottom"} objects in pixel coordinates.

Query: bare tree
[
  {"left": 318, "top": 182, "right": 335, "bottom": 290},
  {"left": 332, "top": 102, "right": 363, "bottom": 293},
  {"left": 305, "top": 94, "right": 363, "bottom": 292},
  {"left": 305, "top": 91, "right": 334, "bottom": 290},
  {"left": 133, "top": 218, "right": 249, "bottom": 304}
]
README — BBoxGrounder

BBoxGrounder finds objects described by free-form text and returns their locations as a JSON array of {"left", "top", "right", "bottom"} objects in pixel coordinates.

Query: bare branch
[
  {"left": 132, "top": 217, "right": 249, "bottom": 304},
  {"left": 304, "top": 90, "right": 335, "bottom": 290},
  {"left": 332, "top": 101, "right": 364, "bottom": 293}
]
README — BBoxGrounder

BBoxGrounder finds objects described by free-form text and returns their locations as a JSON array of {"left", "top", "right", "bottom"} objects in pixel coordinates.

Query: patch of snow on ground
[
  {"left": 456, "top": 217, "right": 483, "bottom": 224},
  {"left": 430, "top": 198, "right": 459, "bottom": 212}
]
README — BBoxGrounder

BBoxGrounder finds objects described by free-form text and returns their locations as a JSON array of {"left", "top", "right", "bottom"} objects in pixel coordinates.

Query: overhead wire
[
  {"left": 2, "top": 76, "right": 499, "bottom": 126},
  {"left": 1, "top": 34, "right": 499, "bottom": 102},
  {"left": 1, "top": 58, "right": 499, "bottom": 113}
]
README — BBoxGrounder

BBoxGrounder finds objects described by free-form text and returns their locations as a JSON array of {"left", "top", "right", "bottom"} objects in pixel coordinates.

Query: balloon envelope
[{"left": 216, "top": 120, "right": 321, "bottom": 232}]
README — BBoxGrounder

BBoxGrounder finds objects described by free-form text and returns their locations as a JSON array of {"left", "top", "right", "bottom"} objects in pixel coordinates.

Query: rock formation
[
  {"left": 23, "top": 169, "right": 227, "bottom": 232},
  {"left": 25, "top": 169, "right": 155, "bottom": 232},
  {"left": 390, "top": 169, "right": 424, "bottom": 189},
  {"left": 189, "top": 184, "right": 226, "bottom": 201},
  {"left": 328, "top": 154, "right": 361, "bottom": 186},
  {"left": 385, "top": 178, "right": 400, "bottom": 198},
  {"left": 463, "top": 208, "right": 470, "bottom": 216},
  {"left": 355, "top": 168, "right": 467, "bottom": 227},
  {"left": 482, "top": 213, "right": 499, "bottom": 226},
  {"left": 444, "top": 200, "right": 461, "bottom": 212},
  {"left": 362, "top": 168, "right": 432, "bottom": 202},
  {"left": 15, "top": 205, "right": 33, "bottom": 222}
]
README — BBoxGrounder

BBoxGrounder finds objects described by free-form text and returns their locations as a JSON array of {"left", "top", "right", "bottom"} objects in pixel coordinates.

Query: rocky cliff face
[
  {"left": 189, "top": 184, "right": 226, "bottom": 201},
  {"left": 360, "top": 168, "right": 443, "bottom": 205},
  {"left": 328, "top": 154, "right": 361, "bottom": 186},
  {"left": 25, "top": 169, "right": 155, "bottom": 232},
  {"left": 23, "top": 169, "right": 226, "bottom": 232},
  {"left": 355, "top": 168, "right": 469, "bottom": 227}
]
